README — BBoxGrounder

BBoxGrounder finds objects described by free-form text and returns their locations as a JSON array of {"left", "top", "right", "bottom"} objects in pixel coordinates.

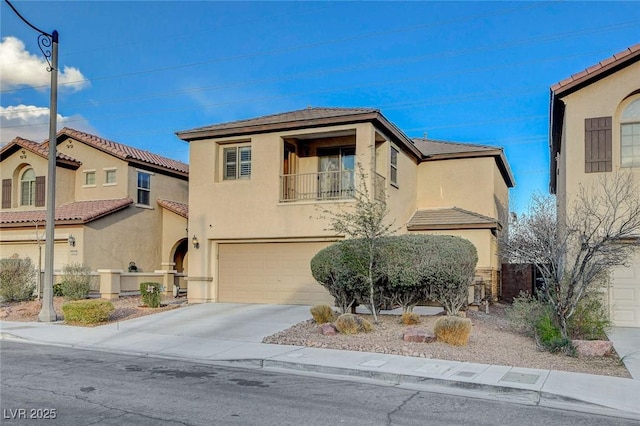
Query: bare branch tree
[{"left": 502, "top": 172, "right": 640, "bottom": 338}]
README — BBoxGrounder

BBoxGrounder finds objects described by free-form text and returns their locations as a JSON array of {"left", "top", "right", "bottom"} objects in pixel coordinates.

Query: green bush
[
  {"left": 0, "top": 257, "right": 36, "bottom": 302},
  {"left": 567, "top": 292, "right": 611, "bottom": 340},
  {"left": 400, "top": 312, "right": 420, "bottom": 325},
  {"left": 506, "top": 292, "right": 548, "bottom": 337},
  {"left": 62, "top": 299, "right": 115, "bottom": 325},
  {"left": 433, "top": 315, "right": 473, "bottom": 346},
  {"left": 310, "top": 304, "right": 336, "bottom": 324},
  {"left": 60, "top": 263, "right": 92, "bottom": 300},
  {"left": 535, "top": 312, "right": 573, "bottom": 353},
  {"left": 53, "top": 282, "right": 64, "bottom": 297},
  {"left": 334, "top": 313, "right": 373, "bottom": 334},
  {"left": 140, "top": 282, "right": 163, "bottom": 308}
]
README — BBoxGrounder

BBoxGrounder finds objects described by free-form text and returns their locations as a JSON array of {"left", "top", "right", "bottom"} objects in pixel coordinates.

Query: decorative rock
[
  {"left": 403, "top": 327, "right": 436, "bottom": 343},
  {"left": 572, "top": 340, "right": 614, "bottom": 357},
  {"left": 319, "top": 323, "right": 337, "bottom": 336}
]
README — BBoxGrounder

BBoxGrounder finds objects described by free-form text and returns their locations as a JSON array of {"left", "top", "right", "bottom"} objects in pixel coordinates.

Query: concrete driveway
[{"left": 607, "top": 327, "right": 640, "bottom": 379}]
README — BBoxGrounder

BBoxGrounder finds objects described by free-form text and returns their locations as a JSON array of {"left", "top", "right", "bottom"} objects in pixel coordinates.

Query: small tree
[
  {"left": 502, "top": 172, "right": 640, "bottom": 338},
  {"left": 319, "top": 164, "right": 395, "bottom": 322}
]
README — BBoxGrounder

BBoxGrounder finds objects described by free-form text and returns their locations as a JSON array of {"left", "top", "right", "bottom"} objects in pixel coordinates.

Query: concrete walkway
[
  {"left": 607, "top": 327, "right": 640, "bottom": 379},
  {"left": 1, "top": 303, "right": 639, "bottom": 421}
]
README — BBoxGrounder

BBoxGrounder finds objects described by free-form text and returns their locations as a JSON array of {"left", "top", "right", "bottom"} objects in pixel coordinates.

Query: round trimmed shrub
[
  {"left": 334, "top": 313, "right": 373, "bottom": 334},
  {"left": 433, "top": 315, "right": 472, "bottom": 346},
  {"left": 0, "top": 257, "right": 36, "bottom": 302},
  {"left": 310, "top": 304, "right": 336, "bottom": 324},
  {"left": 62, "top": 299, "right": 115, "bottom": 325}
]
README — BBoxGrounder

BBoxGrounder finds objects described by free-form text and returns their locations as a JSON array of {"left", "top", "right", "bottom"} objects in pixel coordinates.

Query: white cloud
[
  {"left": 0, "top": 104, "right": 96, "bottom": 144},
  {"left": 0, "top": 36, "right": 90, "bottom": 91}
]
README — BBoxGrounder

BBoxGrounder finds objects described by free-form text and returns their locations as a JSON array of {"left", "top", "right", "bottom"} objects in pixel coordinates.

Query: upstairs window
[
  {"left": 84, "top": 171, "right": 96, "bottom": 186},
  {"left": 390, "top": 147, "right": 399, "bottom": 186},
  {"left": 20, "top": 168, "right": 35, "bottom": 206},
  {"left": 621, "top": 98, "right": 640, "bottom": 168},
  {"left": 223, "top": 146, "right": 251, "bottom": 180},
  {"left": 137, "top": 171, "right": 151, "bottom": 205},
  {"left": 105, "top": 169, "right": 116, "bottom": 184}
]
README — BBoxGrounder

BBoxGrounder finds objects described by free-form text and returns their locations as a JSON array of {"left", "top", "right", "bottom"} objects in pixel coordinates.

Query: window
[
  {"left": 20, "top": 168, "right": 35, "bottom": 206},
  {"left": 223, "top": 146, "right": 251, "bottom": 180},
  {"left": 137, "top": 171, "right": 151, "bottom": 205},
  {"left": 621, "top": 98, "right": 640, "bottom": 168},
  {"left": 390, "top": 147, "right": 399, "bottom": 186},
  {"left": 105, "top": 169, "right": 116, "bottom": 184},
  {"left": 318, "top": 147, "right": 355, "bottom": 199},
  {"left": 84, "top": 171, "right": 96, "bottom": 186}
]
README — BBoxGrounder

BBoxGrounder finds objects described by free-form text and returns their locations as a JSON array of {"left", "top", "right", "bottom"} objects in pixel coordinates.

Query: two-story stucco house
[
  {"left": 178, "top": 107, "right": 514, "bottom": 306},
  {"left": 1, "top": 128, "right": 189, "bottom": 276},
  {"left": 550, "top": 43, "right": 640, "bottom": 327}
]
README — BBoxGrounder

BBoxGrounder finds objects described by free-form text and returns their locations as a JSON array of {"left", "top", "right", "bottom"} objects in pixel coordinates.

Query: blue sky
[{"left": 1, "top": 1, "right": 639, "bottom": 213}]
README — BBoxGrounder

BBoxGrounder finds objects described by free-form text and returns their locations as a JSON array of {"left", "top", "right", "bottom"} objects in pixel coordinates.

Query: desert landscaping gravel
[{"left": 263, "top": 304, "right": 630, "bottom": 378}]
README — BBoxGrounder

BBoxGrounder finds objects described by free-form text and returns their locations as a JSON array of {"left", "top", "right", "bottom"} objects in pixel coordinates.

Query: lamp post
[{"left": 4, "top": 0, "right": 58, "bottom": 321}]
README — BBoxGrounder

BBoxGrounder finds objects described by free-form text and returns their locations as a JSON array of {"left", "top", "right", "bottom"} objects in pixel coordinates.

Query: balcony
[{"left": 280, "top": 171, "right": 386, "bottom": 202}]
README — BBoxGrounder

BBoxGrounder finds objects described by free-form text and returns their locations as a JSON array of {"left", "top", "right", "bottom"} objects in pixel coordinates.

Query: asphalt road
[{"left": 0, "top": 341, "right": 634, "bottom": 425}]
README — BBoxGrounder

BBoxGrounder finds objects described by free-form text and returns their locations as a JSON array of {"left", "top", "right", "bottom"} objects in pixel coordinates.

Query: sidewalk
[{"left": 1, "top": 303, "right": 639, "bottom": 421}]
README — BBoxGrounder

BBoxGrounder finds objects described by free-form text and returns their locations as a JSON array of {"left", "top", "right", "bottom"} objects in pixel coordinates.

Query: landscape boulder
[
  {"left": 319, "top": 323, "right": 338, "bottom": 336},
  {"left": 572, "top": 340, "right": 614, "bottom": 357},
  {"left": 403, "top": 327, "right": 436, "bottom": 343}
]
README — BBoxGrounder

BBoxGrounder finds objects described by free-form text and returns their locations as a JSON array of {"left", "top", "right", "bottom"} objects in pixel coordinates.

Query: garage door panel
[
  {"left": 218, "top": 242, "right": 333, "bottom": 306},
  {"left": 610, "top": 252, "right": 640, "bottom": 327}
]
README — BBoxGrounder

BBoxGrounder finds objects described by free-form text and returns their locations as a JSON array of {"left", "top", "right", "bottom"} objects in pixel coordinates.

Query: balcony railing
[{"left": 280, "top": 171, "right": 386, "bottom": 202}]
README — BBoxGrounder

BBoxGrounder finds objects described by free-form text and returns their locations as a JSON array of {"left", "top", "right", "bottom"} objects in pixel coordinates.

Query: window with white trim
[
  {"left": 390, "top": 147, "right": 399, "bottom": 186},
  {"left": 105, "top": 169, "right": 116, "bottom": 184},
  {"left": 137, "top": 171, "right": 151, "bottom": 205},
  {"left": 20, "top": 168, "right": 35, "bottom": 206},
  {"left": 84, "top": 171, "right": 96, "bottom": 186},
  {"left": 621, "top": 98, "right": 640, "bottom": 168},
  {"left": 223, "top": 145, "right": 251, "bottom": 180}
]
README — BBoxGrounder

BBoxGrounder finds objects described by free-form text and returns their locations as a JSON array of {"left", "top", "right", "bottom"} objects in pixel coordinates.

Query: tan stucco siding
[
  {"left": 415, "top": 157, "right": 496, "bottom": 218},
  {"left": 160, "top": 208, "right": 188, "bottom": 269},
  {"left": 0, "top": 226, "right": 81, "bottom": 271},
  {"left": 385, "top": 142, "right": 418, "bottom": 232}
]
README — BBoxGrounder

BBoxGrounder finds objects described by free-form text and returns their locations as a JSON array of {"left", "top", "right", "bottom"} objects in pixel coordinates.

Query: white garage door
[
  {"left": 610, "top": 253, "right": 640, "bottom": 327},
  {"left": 218, "top": 242, "right": 333, "bottom": 305}
]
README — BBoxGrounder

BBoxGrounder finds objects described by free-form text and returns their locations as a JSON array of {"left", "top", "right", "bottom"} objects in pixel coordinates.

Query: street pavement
[{"left": 1, "top": 302, "right": 639, "bottom": 421}]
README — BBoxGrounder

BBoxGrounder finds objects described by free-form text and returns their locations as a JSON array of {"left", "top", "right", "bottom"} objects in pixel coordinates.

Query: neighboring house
[
  {"left": 0, "top": 128, "right": 189, "bottom": 276},
  {"left": 550, "top": 43, "right": 640, "bottom": 327},
  {"left": 177, "top": 107, "right": 514, "bottom": 305}
]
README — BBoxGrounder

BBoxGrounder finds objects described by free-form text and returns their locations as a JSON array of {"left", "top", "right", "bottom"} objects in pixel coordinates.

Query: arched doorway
[{"left": 172, "top": 238, "right": 188, "bottom": 273}]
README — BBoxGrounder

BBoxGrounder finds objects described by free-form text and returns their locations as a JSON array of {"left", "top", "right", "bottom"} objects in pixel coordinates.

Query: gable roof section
[
  {"left": 157, "top": 198, "right": 188, "bottom": 218},
  {"left": 413, "top": 138, "right": 515, "bottom": 188},
  {"left": 0, "top": 137, "right": 81, "bottom": 169},
  {"left": 407, "top": 207, "right": 500, "bottom": 231},
  {"left": 46, "top": 128, "right": 189, "bottom": 178},
  {"left": 177, "top": 106, "right": 423, "bottom": 159},
  {"left": 0, "top": 198, "right": 133, "bottom": 227},
  {"left": 550, "top": 43, "right": 640, "bottom": 194}
]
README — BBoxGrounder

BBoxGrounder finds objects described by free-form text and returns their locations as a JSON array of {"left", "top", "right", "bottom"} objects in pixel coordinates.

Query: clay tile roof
[
  {"left": 407, "top": 207, "right": 500, "bottom": 231},
  {"left": 180, "top": 107, "right": 380, "bottom": 134},
  {"left": 412, "top": 138, "right": 498, "bottom": 157},
  {"left": 551, "top": 42, "right": 640, "bottom": 95},
  {"left": 0, "top": 198, "right": 133, "bottom": 226},
  {"left": 49, "top": 128, "right": 189, "bottom": 176},
  {"left": 157, "top": 198, "right": 188, "bottom": 218},
  {"left": 0, "top": 137, "right": 81, "bottom": 166}
]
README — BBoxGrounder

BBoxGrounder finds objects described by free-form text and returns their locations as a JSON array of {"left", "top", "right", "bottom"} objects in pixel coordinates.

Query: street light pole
[{"left": 4, "top": 0, "right": 58, "bottom": 321}]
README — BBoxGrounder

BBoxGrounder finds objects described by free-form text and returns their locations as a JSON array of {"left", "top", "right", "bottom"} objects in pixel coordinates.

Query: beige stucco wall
[
  {"left": 160, "top": 207, "right": 188, "bottom": 269},
  {"left": 556, "top": 61, "right": 640, "bottom": 214}
]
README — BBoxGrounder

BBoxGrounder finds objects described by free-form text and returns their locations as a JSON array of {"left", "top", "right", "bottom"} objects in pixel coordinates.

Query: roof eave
[
  {"left": 421, "top": 149, "right": 515, "bottom": 188},
  {"left": 407, "top": 222, "right": 499, "bottom": 231}
]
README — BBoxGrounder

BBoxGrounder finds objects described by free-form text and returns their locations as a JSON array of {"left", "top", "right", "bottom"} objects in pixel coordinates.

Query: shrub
[
  {"left": 60, "top": 263, "right": 92, "bottom": 300},
  {"left": 310, "top": 304, "right": 335, "bottom": 324},
  {"left": 334, "top": 313, "right": 373, "bottom": 335},
  {"left": 140, "top": 282, "right": 163, "bottom": 308},
  {"left": 62, "top": 299, "right": 115, "bottom": 325},
  {"left": 433, "top": 315, "right": 472, "bottom": 346},
  {"left": 535, "top": 312, "right": 573, "bottom": 354},
  {"left": 567, "top": 292, "right": 611, "bottom": 340},
  {"left": 0, "top": 257, "right": 36, "bottom": 302},
  {"left": 400, "top": 312, "right": 420, "bottom": 325},
  {"left": 506, "top": 292, "right": 548, "bottom": 337},
  {"left": 53, "top": 282, "right": 64, "bottom": 297}
]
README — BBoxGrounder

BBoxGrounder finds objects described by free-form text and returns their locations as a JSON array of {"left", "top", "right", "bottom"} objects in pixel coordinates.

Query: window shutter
[
  {"left": 35, "top": 176, "right": 46, "bottom": 207},
  {"left": 224, "top": 148, "right": 237, "bottom": 180},
  {"left": 2, "top": 178, "right": 11, "bottom": 209},
  {"left": 585, "top": 117, "right": 612, "bottom": 173}
]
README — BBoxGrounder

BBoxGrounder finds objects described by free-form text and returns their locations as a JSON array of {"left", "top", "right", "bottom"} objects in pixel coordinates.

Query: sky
[{"left": 1, "top": 1, "right": 639, "bottom": 214}]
